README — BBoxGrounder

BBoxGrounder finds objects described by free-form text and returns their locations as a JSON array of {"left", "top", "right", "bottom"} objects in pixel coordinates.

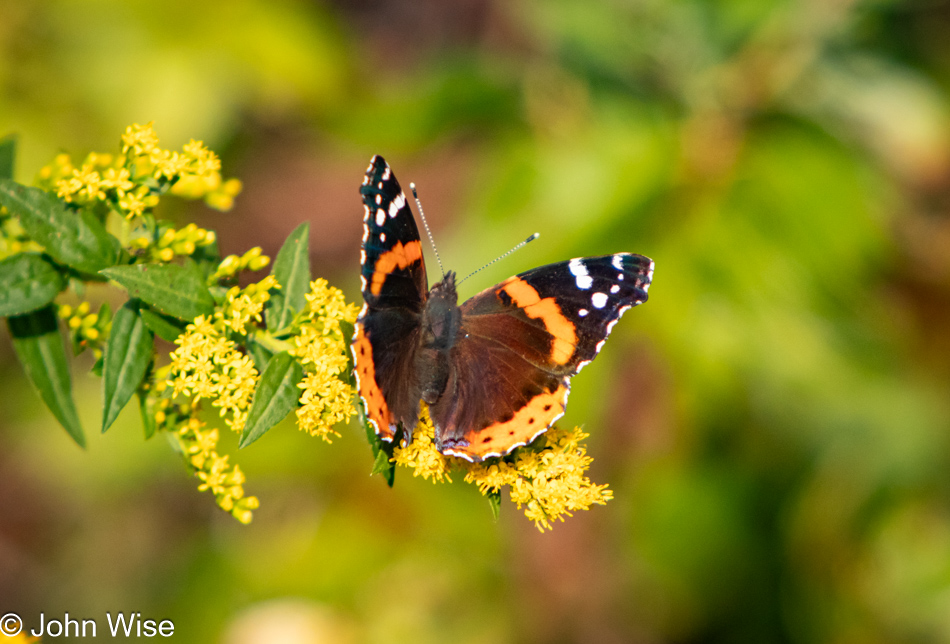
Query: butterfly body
[{"left": 353, "top": 155, "right": 653, "bottom": 462}]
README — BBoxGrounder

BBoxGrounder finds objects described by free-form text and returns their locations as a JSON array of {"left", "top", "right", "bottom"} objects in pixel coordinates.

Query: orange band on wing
[
  {"left": 370, "top": 240, "right": 423, "bottom": 296},
  {"left": 501, "top": 277, "right": 576, "bottom": 364},
  {"left": 352, "top": 324, "right": 397, "bottom": 440},
  {"left": 451, "top": 383, "right": 569, "bottom": 460}
]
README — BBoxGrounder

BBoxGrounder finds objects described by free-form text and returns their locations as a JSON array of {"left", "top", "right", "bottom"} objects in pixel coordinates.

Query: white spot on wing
[
  {"left": 612, "top": 254, "right": 625, "bottom": 271},
  {"left": 376, "top": 208, "right": 386, "bottom": 226},
  {"left": 610, "top": 284, "right": 620, "bottom": 294},
  {"left": 360, "top": 275, "right": 367, "bottom": 291},
  {"left": 568, "top": 258, "right": 592, "bottom": 289},
  {"left": 591, "top": 292, "right": 608, "bottom": 308},
  {"left": 389, "top": 192, "right": 406, "bottom": 218},
  {"left": 578, "top": 308, "right": 588, "bottom": 317},
  {"left": 375, "top": 194, "right": 382, "bottom": 205},
  {"left": 380, "top": 232, "right": 386, "bottom": 242}
]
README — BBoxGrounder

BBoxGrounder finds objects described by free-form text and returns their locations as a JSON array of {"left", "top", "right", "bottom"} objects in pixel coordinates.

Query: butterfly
[{"left": 352, "top": 155, "right": 653, "bottom": 462}]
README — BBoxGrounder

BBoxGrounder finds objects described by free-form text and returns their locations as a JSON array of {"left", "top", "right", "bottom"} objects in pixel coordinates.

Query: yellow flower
[
  {"left": 292, "top": 279, "right": 359, "bottom": 441},
  {"left": 122, "top": 121, "right": 160, "bottom": 156},
  {"left": 392, "top": 404, "right": 453, "bottom": 483},
  {"left": 167, "top": 313, "right": 259, "bottom": 433},
  {"left": 218, "top": 274, "right": 278, "bottom": 335},
  {"left": 183, "top": 139, "right": 221, "bottom": 175},
  {"left": 174, "top": 414, "right": 259, "bottom": 523},
  {"left": 154, "top": 149, "right": 191, "bottom": 180},
  {"left": 100, "top": 166, "right": 134, "bottom": 194},
  {"left": 463, "top": 426, "right": 613, "bottom": 532}
]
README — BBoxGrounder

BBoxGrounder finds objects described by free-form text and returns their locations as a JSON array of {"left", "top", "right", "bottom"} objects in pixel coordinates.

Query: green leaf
[
  {"left": 358, "top": 399, "right": 396, "bottom": 486},
  {"left": 8, "top": 306, "right": 85, "bottom": 447},
  {"left": 139, "top": 307, "right": 187, "bottom": 342},
  {"left": 90, "top": 355, "right": 104, "bottom": 377},
  {"left": 0, "top": 135, "right": 15, "bottom": 180},
  {"left": 268, "top": 222, "right": 310, "bottom": 333},
  {"left": 0, "top": 179, "right": 119, "bottom": 274},
  {"left": 0, "top": 253, "right": 65, "bottom": 316},
  {"left": 371, "top": 447, "right": 396, "bottom": 487},
  {"left": 138, "top": 390, "right": 156, "bottom": 440},
  {"left": 246, "top": 337, "right": 275, "bottom": 372},
  {"left": 101, "top": 261, "right": 216, "bottom": 321},
  {"left": 487, "top": 490, "right": 502, "bottom": 521},
  {"left": 239, "top": 351, "right": 303, "bottom": 448},
  {"left": 102, "top": 301, "right": 154, "bottom": 433}
]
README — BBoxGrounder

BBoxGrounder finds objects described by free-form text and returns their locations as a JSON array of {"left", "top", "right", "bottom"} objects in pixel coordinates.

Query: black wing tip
[{"left": 362, "top": 155, "right": 395, "bottom": 193}]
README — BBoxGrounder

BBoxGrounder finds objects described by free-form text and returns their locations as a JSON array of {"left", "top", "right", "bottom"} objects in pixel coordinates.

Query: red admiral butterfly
[{"left": 352, "top": 155, "right": 653, "bottom": 462}]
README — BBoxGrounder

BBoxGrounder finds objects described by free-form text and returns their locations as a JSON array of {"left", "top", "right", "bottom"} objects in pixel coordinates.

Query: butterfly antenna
[
  {"left": 458, "top": 233, "right": 540, "bottom": 285},
  {"left": 410, "top": 183, "right": 445, "bottom": 279}
]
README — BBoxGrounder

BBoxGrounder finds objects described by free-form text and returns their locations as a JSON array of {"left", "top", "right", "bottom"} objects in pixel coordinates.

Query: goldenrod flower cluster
[
  {"left": 37, "top": 122, "right": 241, "bottom": 219},
  {"left": 464, "top": 427, "right": 613, "bottom": 532},
  {"left": 165, "top": 276, "right": 282, "bottom": 522},
  {"left": 0, "top": 206, "right": 44, "bottom": 260},
  {"left": 393, "top": 408, "right": 612, "bottom": 531},
  {"left": 165, "top": 272, "right": 362, "bottom": 521},
  {"left": 58, "top": 301, "right": 111, "bottom": 358},
  {"left": 129, "top": 222, "right": 217, "bottom": 263},
  {"left": 175, "top": 415, "right": 259, "bottom": 524},
  {"left": 292, "top": 279, "right": 360, "bottom": 442},
  {"left": 209, "top": 247, "right": 271, "bottom": 283},
  {"left": 168, "top": 276, "right": 279, "bottom": 433},
  {"left": 391, "top": 405, "right": 453, "bottom": 483}
]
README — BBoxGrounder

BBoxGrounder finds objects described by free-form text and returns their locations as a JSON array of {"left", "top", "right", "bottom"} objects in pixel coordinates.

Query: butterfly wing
[
  {"left": 352, "top": 155, "right": 428, "bottom": 441},
  {"left": 430, "top": 253, "right": 653, "bottom": 461}
]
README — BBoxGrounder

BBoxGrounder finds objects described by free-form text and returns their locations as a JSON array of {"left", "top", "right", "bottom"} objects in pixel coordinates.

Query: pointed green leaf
[
  {"left": 268, "top": 222, "right": 310, "bottom": 332},
  {"left": 371, "top": 448, "right": 396, "bottom": 487},
  {"left": 139, "top": 307, "right": 187, "bottom": 342},
  {"left": 0, "top": 135, "right": 15, "bottom": 180},
  {"left": 0, "top": 253, "right": 65, "bottom": 316},
  {"left": 239, "top": 351, "right": 304, "bottom": 448},
  {"left": 102, "top": 301, "right": 154, "bottom": 433},
  {"left": 487, "top": 490, "right": 502, "bottom": 521},
  {"left": 101, "top": 261, "right": 215, "bottom": 321},
  {"left": 8, "top": 306, "right": 85, "bottom": 447},
  {"left": 358, "top": 401, "right": 395, "bottom": 486},
  {"left": 246, "top": 337, "right": 275, "bottom": 372},
  {"left": 138, "top": 390, "right": 157, "bottom": 440},
  {"left": 0, "top": 179, "right": 119, "bottom": 274}
]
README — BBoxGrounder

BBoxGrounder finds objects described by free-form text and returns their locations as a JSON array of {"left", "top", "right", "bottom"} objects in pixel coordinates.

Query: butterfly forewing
[
  {"left": 358, "top": 155, "right": 428, "bottom": 312},
  {"left": 431, "top": 253, "right": 653, "bottom": 460},
  {"left": 354, "top": 155, "right": 428, "bottom": 442}
]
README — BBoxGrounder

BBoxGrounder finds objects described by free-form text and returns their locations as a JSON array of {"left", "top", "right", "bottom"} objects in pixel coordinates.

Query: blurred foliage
[{"left": 4, "top": 0, "right": 950, "bottom": 642}]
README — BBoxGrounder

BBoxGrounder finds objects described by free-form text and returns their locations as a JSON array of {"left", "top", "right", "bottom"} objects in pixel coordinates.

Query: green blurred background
[{"left": 3, "top": 0, "right": 950, "bottom": 641}]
